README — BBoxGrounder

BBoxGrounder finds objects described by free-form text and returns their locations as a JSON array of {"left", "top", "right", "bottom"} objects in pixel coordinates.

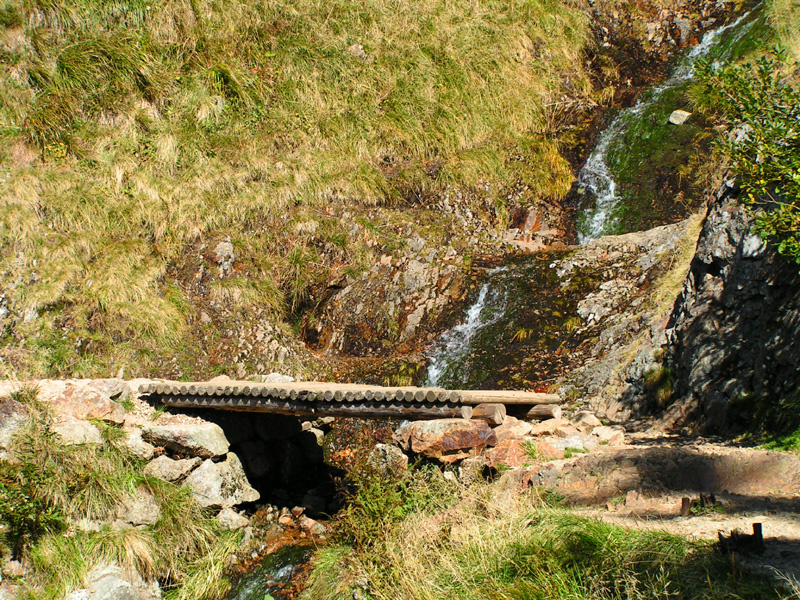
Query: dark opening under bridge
[{"left": 141, "top": 381, "right": 562, "bottom": 423}]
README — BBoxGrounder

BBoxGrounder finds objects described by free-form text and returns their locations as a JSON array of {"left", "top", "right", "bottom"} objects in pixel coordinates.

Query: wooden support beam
[
  {"left": 507, "top": 404, "right": 563, "bottom": 421},
  {"left": 471, "top": 403, "right": 506, "bottom": 426},
  {"left": 455, "top": 390, "right": 561, "bottom": 405}
]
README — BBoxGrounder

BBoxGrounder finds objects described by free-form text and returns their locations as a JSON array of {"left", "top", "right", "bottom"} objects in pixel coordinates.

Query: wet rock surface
[{"left": 305, "top": 248, "right": 473, "bottom": 357}]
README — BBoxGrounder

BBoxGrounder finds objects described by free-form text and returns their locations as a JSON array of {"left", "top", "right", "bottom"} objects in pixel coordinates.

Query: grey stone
[
  {"left": 142, "top": 423, "right": 229, "bottom": 458},
  {"left": 214, "top": 238, "right": 235, "bottom": 274},
  {"left": 36, "top": 381, "right": 126, "bottom": 424},
  {"left": 123, "top": 430, "right": 156, "bottom": 461},
  {"left": 216, "top": 507, "right": 250, "bottom": 530},
  {"left": 592, "top": 425, "right": 626, "bottom": 446},
  {"left": 573, "top": 411, "right": 602, "bottom": 433},
  {"left": 143, "top": 456, "right": 201, "bottom": 483},
  {"left": 53, "top": 416, "right": 103, "bottom": 445},
  {"left": 261, "top": 373, "right": 294, "bottom": 383},
  {"left": 348, "top": 43, "right": 368, "bottom": 60},
  {"left": 458, "top": 455, "right": 487, "bottom": 485},
  {"left": 182, "top": 453, "right": 259, "bottom": 508},
  {"left": 85, "top": 566, "right": 138, "bottom": 600},
  {"left": 85, "top": 563, "right": 161, "bottom": 600},
  {"left": 299, "top": 515, "right": 327, "bottom": 537},
  {"left": 668, "top": 109, "right": 692, "bottom": 125},
  {"left": 366, "top": 443, "right": 408, "bottom": 476},
  {"left": 116, "top": 486, "right": 160, "bottom": 526}
]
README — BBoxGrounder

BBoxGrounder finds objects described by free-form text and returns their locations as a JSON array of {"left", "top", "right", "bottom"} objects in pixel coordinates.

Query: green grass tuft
[{"left": 0, "top": 388, "right": 237, "bottom": 600}]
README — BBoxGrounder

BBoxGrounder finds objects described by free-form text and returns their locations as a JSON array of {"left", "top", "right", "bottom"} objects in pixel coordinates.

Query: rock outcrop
[
  {"left": 182, "top": 454, "right": 260, "bottom": 509},
  {"left": 305, "top": 249, "right": 473, "bottom": 356},
  {"left": 662, "top": 181, "right": 800, "bottom": 432},
  {"left": 393, "top": 419, "right": 497, "bottom": 463},
  {"left": 142, "top": 423, "right": 230, "bottom": 459}
]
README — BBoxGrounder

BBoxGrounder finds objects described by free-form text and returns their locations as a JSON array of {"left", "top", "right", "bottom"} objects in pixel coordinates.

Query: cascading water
[
  {"left": 424, "top": 270, "right": 508, "bottom": 388},
  {"left": 423, "top": 8, "right": 763, "bottom": 390},
  {"left": 577, "top": 8, "right": 760, "bottom": 242}
]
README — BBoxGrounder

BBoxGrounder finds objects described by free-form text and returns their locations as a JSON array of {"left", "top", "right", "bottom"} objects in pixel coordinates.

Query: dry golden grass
[
  {"left": 303, "top": 477, "right": 781, "bottom": 600},
  {"left": 0, "top": 0, "right": 605, "bottom": 377},
  {"left": 769, "top": 0, "right": 800, "bottom": 60}
]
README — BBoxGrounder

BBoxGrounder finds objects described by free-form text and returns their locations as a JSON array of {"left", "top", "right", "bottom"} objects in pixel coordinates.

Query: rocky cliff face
[{"left": 661, "top": 180, "right": 800, "bottom": 432}]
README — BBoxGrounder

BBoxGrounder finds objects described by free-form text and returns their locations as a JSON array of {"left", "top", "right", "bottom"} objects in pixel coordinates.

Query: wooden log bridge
[{"left": 140, "top": 380, "right": 560, "bottom": 422}]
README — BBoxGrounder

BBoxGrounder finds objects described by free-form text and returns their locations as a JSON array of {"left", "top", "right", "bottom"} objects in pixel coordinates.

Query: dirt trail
[{"left": 517, "top": 433, "right": 800, "bottom": 582}]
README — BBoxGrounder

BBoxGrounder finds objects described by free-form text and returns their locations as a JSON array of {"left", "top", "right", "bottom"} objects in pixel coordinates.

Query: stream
[
  {"left": 229, "top": 7, "right": 764, "bottom": 599},
  {"left": 577, "top": 7, "right": 763, "bottom": 241},
  {"left": 424, "top": 6, "right": 764, "bottom": 389}
]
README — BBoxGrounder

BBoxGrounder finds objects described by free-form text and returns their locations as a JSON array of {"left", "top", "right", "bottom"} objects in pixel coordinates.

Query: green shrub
[
  {"left": 0, "top": 387, "right": 236, "bottom": 599},
  {"left": 0, "top": 448, "right": 65, "bottom": 557},
  {"left": 334, "top": 462, "right": 459, "bottom": 550},
  {"left": 694, "top": 55, "right": 800, "bottom": 266}
]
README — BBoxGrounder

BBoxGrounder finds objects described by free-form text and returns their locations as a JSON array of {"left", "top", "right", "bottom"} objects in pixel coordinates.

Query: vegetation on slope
[
  {"left": 302, "top": 465, "right": 782, "bottom": 600},
  {"left": 0, "top": 387, "right": 238, "bottom": 599},
  {"left": 0, "top": 0, "right": 607, "bottom": 378},
  {"left": 693, "top": 0, "right": 800, "bottom": 266}
]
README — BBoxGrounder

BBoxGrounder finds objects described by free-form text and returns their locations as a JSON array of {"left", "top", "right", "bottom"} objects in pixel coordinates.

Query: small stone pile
[{"left": 390, "top": 409, "right": 626, "bottom": 470}]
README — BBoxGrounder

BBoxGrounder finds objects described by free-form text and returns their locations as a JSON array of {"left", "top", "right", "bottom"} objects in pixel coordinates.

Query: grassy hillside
[{"left": 0, "top": 0, "right": 608, "bottom": 378}]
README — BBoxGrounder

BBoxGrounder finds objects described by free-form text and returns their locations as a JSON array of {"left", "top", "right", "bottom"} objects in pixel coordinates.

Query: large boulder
[
  {"left": 393, "top": 419, "right": 497, "bottom": 463},
  {"left": 182, "top": 453, "right": 259, "bottom": 508},
  {"left": 37, "top": 380, "right": 126, "bottom": 424},
  {"left": 142, "top": 423, "right": 229, "bottom": 458},
  {"left": 143, "top": 456, "right": 201, "bottom": 483}
]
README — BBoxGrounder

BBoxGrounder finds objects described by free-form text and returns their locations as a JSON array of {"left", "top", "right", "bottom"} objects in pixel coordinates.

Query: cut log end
[{"left": 471, "top": 403, "right": 507, "bottom": 426}]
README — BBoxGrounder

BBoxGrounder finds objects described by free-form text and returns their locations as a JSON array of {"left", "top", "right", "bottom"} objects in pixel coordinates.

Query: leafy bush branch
[{"left": 694, "top": 55, "right": 800, "bottom": 264}]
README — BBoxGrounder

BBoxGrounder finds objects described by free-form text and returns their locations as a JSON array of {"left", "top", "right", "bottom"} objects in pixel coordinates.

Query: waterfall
[
  {"left": 424, "top": 271, "right": 507, "bottom": 388},
  {"left": 577, "top": 9, "right": 758, "bottom": 242}
]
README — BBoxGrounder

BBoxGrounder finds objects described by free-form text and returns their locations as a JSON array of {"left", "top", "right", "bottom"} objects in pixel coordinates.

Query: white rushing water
[
  {"left": 577, "top": 10, "right": 757, "bottom": 243},
  {"left": 424, "top": 272, "right": 507, "bottom": 387}
]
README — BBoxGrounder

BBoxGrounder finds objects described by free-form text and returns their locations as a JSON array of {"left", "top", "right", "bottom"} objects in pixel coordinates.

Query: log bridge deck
[{"left": 140, "top": 381, "right": 561, "bottom": 422}]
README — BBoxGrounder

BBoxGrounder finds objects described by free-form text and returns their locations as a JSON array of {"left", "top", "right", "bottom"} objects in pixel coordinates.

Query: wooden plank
[
  {"left": 145, "top": 380, "right": 559, "bottom": 407},
  {"left": 455, "top": 390, "right": 560, "bottom": 405}
]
